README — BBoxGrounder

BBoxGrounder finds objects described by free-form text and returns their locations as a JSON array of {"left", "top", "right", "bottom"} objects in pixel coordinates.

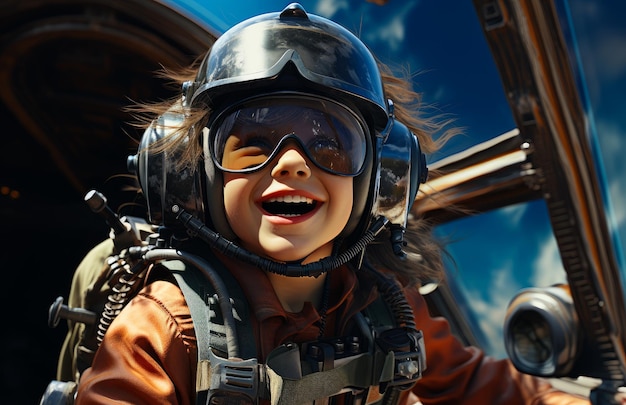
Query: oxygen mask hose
[{"left": 173, "top": 205, "right": 389, "bottom": 277}]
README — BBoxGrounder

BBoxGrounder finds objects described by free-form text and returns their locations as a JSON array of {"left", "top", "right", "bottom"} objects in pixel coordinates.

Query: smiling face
[{"left": 223, "top": 142, "right": 353, "bottom": 263}]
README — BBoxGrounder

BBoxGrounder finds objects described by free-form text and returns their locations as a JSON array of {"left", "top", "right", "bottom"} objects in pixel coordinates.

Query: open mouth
[{"left": 261, "top": 195, "right": 319, "bottom": 217}]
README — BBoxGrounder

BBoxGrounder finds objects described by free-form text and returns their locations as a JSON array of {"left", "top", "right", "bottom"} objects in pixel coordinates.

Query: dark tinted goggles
[{"left": 209, "top": 96, "right": 368, "bottom": 176}]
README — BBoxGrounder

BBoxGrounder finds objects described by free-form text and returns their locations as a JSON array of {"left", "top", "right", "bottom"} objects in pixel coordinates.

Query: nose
[{"left": 270, "top": 144, "right": 312, "bottom": 178}]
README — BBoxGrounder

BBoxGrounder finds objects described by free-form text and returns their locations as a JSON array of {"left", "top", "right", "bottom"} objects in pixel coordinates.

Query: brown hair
[{"left": 365, "top": 63, "right": 458, "bottom": 286}]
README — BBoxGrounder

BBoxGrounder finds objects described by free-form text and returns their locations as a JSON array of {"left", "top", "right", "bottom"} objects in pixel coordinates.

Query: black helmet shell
[{"left": 186, "top": 3, "right": 389, "bottom": 130}]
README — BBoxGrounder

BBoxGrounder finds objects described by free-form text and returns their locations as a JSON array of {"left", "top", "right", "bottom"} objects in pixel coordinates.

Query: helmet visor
[{"left": 210, "top": 96, "right": 367, "bottom": 176}]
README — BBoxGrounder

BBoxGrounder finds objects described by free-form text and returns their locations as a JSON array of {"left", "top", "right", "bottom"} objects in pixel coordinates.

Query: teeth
[{"left": 267, "top": 195, "right": 314, "bottom": 204}]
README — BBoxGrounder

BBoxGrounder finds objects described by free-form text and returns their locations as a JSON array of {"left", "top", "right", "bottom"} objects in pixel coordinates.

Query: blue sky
[{"left": 566, "top": 0, "right": 626, "bottom": 278}]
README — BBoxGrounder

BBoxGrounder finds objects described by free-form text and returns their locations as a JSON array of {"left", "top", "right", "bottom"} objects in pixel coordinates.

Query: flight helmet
[{"left": 130, "top": 3, "right": 428, "bottom": 269}]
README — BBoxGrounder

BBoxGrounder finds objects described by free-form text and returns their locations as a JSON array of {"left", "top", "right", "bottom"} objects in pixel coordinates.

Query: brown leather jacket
[{"left": 75, "top": 255, "right": 589, "bottom": 404}]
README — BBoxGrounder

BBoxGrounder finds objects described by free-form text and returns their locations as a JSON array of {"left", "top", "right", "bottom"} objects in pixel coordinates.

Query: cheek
[
  {"left": 222, "top": 174, "right": 249, "bottom": 218},
  {"left": 331, "top": 177, "right": 354, "bottom": 221}
]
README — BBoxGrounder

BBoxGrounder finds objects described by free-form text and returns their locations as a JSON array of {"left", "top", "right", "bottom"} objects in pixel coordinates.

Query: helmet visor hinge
[
  {"left": 380, "top": 99, "right": 395, "bottom": 141},
  {"left": 182, "top": 80, "right": 198, "bottom": 108}
]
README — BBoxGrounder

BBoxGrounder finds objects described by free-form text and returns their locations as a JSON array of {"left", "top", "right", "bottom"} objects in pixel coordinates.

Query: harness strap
[
  {"left": 163, "top": 256, "right": 257, "bottom": 403},
  {"left": 168, "top": 260, "right": 211, "bottom": 353},
  {"left": 163, "top": 257, "right": 423, "bottom": 405},
  {"left": 265, "top": 341, "right": 397, "bottom": 405},
  {"left": 194, "top": 316, "right": 412, "bottom": 405}
]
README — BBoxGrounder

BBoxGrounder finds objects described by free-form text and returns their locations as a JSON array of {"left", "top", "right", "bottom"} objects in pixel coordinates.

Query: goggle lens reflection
[{"left": 211, "top": 97, "right": 367, "bottom": 176}]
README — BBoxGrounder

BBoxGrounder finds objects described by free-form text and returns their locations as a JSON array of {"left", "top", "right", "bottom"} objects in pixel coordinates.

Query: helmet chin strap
[{"left": 172, "top": 205, "right": 389, "bottom": 278}]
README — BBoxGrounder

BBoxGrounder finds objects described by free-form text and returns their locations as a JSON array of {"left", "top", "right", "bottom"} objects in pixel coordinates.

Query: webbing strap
[
  {"left": 167, "top": 261, "right": 213, "bottom": 357},
  {"left": 265, "top": 349, "right": 396, "bottom": 405},
  {"left": 163, "top": 256, "right": 256, "bottom": 404},
  {"left": 167, "top": 258, "right": 408, "bottom": 405}
]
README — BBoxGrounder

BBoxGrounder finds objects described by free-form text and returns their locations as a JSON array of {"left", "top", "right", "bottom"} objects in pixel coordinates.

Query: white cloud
[
  {"left": 531, "top": 232, "right": 568, "bottom": 287},
  {"left": 364, "top": 13, "right": 404, "bottom": 51},
  {"left": 430, "top": 85, "right": 447, "bottom": 104},
  {"left": 363, "top": 1, "right": 417, "bottom": 52},
  {"left": 595, "top": 119, "right": 626, "bottom": 237},
  {"left": 609, "top": 179, "right": 626, "bottom": 232},
  {"left": 596, "top": 33, "right": 626, "bottom": 80},
  {"left": 313, "top": 0, "right": 349, "bottom": 19},
  {"left": 458, "top": 261, "right": 520, "bottom": 358},
  {"left": 455, "top": 235, "right": 566, "bottom": 359},
  {"left": 497, "top": 203, "right": 527, "bottom": 229}
]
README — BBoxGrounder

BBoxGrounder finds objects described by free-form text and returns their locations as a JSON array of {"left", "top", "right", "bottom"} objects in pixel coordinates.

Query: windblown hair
[
  {"left": 126, "top": 55, "right": 459, "bottom": 287},
  {"left": 364, "top": 62, "right": 458, "bottom": 286}
]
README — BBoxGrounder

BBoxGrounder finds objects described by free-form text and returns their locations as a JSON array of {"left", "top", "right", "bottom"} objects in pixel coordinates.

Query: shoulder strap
[
  {"left": 161, "top": 254, "right": 257, "bottom": 404},
  {"left": 162, "top": 256, "right": 257, "bottom": 360}
]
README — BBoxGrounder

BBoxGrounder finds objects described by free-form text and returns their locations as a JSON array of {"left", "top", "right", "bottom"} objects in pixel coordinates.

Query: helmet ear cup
[
  {"left": 374, "top": 119, "right": 428, "bottom": 228},
  {"left": 407, "top": 124, "right": 428, "bottom": 212},
  {"left": 341, "top": 119, "right": 427, "bottom": 251},
  {"left": 127, "top": 111, "right": 205, "bottom": 231}
]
